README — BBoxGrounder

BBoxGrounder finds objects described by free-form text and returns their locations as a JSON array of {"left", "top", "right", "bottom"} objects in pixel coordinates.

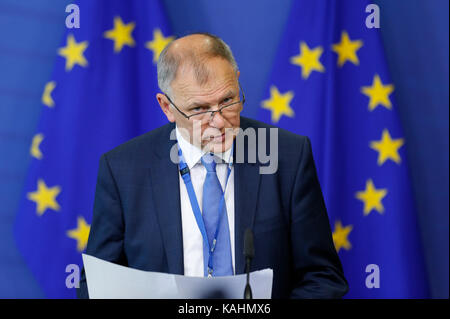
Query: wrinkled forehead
[{"left": 171, "top": 56, "right": 239, "bottom": 98}]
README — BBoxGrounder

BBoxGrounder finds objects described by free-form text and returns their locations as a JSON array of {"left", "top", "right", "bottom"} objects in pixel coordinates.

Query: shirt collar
[{"left": 175, "top": 125, "right": 233, "bottom": 170}]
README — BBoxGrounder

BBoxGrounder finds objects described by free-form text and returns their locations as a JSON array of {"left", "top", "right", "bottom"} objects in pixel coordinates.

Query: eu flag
[
  {"left": 14, "top": 0, "right": 173, "bottom": 298},
  {"left": 259, "top": 0, "right": 429, "bottom": 298}
]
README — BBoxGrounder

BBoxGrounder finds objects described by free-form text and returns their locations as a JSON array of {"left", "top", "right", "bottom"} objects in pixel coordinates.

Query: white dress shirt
[{"left": 176, "top": 126, "right": 235, "bottom": 277}]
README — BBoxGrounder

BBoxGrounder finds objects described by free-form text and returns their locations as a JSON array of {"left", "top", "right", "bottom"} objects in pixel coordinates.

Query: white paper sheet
[{"left": 82, "top": 254, "right": 273, "bottom": 299}]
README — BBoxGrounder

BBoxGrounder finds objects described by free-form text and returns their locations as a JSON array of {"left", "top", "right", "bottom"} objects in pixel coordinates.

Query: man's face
[{"left": 161, "top": 57, "right": 242, "bottom": 153}]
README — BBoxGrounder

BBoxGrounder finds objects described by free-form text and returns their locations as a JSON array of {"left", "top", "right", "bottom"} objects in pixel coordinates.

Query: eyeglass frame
[{"left": 164, "top": 83, "right": 245, "bottom": 121}]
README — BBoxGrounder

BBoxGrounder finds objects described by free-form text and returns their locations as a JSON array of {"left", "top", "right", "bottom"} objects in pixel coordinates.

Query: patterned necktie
[{"left": 201, "top": 153, "right": 233, "bottom": 276}]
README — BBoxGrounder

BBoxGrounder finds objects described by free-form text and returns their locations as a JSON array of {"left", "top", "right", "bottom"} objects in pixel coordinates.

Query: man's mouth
[
  {"left": 202, "top": 128, "right": 238, "bottom": 145},
  {"left": 208, "top": 133, "right": 225, "bottom": 142}
]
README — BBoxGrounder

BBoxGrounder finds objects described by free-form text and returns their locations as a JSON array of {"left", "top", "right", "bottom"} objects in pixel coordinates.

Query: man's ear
[{"left": 156, "top": 93, "right": 176, "bottom": 123}]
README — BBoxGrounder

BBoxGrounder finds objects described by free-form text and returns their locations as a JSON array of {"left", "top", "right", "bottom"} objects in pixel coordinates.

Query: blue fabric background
[{"left": 0, "top": 0, "right": 447, "bottom": 298}]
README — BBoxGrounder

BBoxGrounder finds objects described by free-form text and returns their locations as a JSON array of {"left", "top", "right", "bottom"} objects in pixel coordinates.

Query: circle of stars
[{"left": 260, "top": 29, "right": 404, "bottom": 256}]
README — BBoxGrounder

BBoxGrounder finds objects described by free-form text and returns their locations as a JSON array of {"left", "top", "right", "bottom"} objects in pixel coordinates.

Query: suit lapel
[
  {"left": 234, "top": 117, "right": 261, "bottom": 274},
  {"left": 149, "top": 124, "right": 184, "bottom": 275}
]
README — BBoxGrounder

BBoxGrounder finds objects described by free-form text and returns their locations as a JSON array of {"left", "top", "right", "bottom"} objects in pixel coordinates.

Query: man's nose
[{"left": 209, "top": 110, "right": 225, "bottom": 128}]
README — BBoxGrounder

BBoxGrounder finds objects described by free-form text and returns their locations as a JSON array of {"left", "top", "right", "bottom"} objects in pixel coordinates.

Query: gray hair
[{"left": 157, "top": 32, "right": 239, "bottom": 96}]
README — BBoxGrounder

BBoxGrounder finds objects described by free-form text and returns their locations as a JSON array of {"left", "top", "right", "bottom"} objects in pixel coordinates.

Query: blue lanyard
[{"left": 177, "top": 144, "right": 233, "bottom": 277}]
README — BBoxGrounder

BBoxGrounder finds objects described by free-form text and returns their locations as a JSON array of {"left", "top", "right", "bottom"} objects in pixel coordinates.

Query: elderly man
[{"left": 77, "top": 33, "right": 348, "bottom": 298}]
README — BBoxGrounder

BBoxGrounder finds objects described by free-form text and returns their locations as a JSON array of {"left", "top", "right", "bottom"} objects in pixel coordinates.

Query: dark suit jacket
[{"left": 77, "top": 116, "right": 348, "bottom": 298}]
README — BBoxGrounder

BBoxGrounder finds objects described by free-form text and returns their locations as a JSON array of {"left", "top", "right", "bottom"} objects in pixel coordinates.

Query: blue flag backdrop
[
  {"left": 258, "top": 0, "right": 429, "bottom": 298},
  {"left": 14, "top": 0, "right": 173, "bottom": 298},
  {"left": 14, "top": 0, "right": 432, "bottom": 299}
]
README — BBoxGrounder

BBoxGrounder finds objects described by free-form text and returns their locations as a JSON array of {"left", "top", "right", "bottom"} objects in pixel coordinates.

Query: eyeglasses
[{"left": 165, "top": 83, "right": 245, "bottom": 123}]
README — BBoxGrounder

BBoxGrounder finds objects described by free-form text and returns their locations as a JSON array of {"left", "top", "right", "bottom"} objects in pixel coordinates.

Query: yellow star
[
  {"left": 261, "top": 85, "right": 295, "bottom": 123},
  {"left": 370, "top": 129, "right": 405, "bottom": 165},
  {"left": 361, "top": 74, "right": 394, "bottom": 111},
  {"left": 67, "top": 216, "right": 91, "bottom": 252},
  {"left": 332, "top": 220, "right": 353, "bottom": 253},
  {"left": 290, "top": 41, "right": 325, "bottom": 79},
  {"left": 356, "top": 179, "right": 388, "bottom": 216},
  {"left": 58, "top": 34, "right": 88, "bottom": 71},
  {"left": 42, "top": 81, "right": 56, "bottom": 108},
  {"left": 30, "top": 133, "right": 44, "bottom": 160},
  {"left": 103, "top": 16, "right": 136, "bottom": 53},
  {"left": 332, "top": 31, "right": 363, "bottom": 67},
  {"left": 145, "top": 28, "right": 174, "bottom": 63},
  {"left": 27, "top": 179, "right": 61, "bottom": 216}
]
